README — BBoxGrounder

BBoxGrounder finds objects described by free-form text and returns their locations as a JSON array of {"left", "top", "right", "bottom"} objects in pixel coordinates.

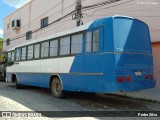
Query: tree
[
  {"left": 0, "top": 38, "right": 4, "bottom": 62},
  {"left": 0, "top": 37, "right": 3, "bottom": 52}
]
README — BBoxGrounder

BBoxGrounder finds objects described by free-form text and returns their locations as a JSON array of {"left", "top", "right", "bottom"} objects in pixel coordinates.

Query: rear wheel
[{"left": 51, "top": 77, "right": 66, "bottom": 99}]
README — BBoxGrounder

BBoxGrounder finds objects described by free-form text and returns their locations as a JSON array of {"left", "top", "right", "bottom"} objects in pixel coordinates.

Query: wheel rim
[
  {"left": 56, "top": 83, "right": 60, "bottom": 93},
  {"left": 54, "top": 82, "right": 61, "bottom": 95}
]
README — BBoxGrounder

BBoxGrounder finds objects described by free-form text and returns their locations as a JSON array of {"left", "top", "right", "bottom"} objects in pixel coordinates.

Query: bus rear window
[{"left": 114, "top": 18, "right": 151, "bottom": 53}]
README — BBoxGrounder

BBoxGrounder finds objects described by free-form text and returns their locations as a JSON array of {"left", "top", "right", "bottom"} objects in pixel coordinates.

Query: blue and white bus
[{"left": 6, "top": 16, "right": 156, "bottom": 98}]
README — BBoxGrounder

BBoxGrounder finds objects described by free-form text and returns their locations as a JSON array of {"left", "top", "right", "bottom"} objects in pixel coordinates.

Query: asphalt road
[{"left": 0, "top": 82, "right": 160, "bottom": 120}]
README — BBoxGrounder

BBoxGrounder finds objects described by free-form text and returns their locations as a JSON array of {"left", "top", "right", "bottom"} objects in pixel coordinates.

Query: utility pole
[{"left": 75, "top": 0, "right": 83, "bottom": 26}]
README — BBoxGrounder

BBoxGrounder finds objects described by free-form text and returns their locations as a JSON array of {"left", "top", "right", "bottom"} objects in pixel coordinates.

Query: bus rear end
[{"left": 113, "top": 17, "right": 156, "bottom": 92}]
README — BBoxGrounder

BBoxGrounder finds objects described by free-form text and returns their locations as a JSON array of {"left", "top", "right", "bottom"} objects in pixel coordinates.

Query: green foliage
[
  {"left": 0, "top": 37, "right": 3, "bottom": 52},
  {"left": 0, "top": 38, "right": 4, "bottom": 62}
]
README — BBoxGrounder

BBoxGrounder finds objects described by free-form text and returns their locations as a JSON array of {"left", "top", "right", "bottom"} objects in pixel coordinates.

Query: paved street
[{"left": 0, "top": 81, "right": 160, "bottom": 120}]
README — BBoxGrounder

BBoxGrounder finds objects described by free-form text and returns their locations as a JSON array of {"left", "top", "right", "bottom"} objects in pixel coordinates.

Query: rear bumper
[{"left": 116, "top": 80, "right": 156, "bottom": 92}]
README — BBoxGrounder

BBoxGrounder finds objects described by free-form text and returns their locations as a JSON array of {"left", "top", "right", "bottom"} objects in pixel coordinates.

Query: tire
[
  {"left": 15, "top": 77, "right": 22, "bottom": 89},
  {"left": 51, "top": 77, "right": 66, "bottom": 99}
]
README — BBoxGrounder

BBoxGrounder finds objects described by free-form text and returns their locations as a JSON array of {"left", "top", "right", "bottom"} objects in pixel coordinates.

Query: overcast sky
[{"left": 0, "top": 0, "right": 30, "bottom": 38}]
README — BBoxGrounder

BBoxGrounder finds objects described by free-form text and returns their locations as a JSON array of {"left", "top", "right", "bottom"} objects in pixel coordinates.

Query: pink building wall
[
  {"left": 3, "top": 0, "right": 107, "bottom": 51},
  {"left": 152, "top": 43, "right": 160, "bottom": 88}
]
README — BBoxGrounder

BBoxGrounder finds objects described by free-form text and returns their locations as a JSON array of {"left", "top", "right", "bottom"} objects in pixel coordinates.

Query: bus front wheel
[
  {"left": 14, "top": 76, "right": 22, "bottom": 89},
  {"left": 51, "top": 78, "right": 66, "bottom": 99}
]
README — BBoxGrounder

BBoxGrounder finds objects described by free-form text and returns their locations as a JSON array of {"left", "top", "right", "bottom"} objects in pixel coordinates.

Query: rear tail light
[
  {"left": 145, "top": 75, "right": 149, "bottom": 79},
  {"left": 117, "top": 76, "right": 123, "bottom": 82},
  {"left": 145, "top": 74, "right": 153, "bottom": 80},
  {"left": 149, "top": 75, "right": 153, "bottom": 79},
  {"left": 126, "top": 76, "right": 131, "bottom": 81},
  {"left": 117, "top": 76, "right": 132, "bottom": 82}
]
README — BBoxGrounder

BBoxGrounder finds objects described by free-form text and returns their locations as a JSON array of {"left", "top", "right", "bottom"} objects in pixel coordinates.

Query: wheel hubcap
[{"left": 55, "top": 83, "right": 60, "bottom": 94}]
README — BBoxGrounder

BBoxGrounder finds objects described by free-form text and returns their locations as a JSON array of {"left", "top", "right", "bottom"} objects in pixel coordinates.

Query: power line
[
  {"left": 3, "top": 0, "right": 122, "bottom": 36},
  {"left": 3, "top": 0, "right": 79, "bottom": 36},
  {"left": 83, "top": 0, "right": 134, "bottom": 17},
  {"left": 5, "top": 10, "right": 75, "bottom": 43},
  {"left": 5, "top": 0, "right": 159, "bottom": 44},
  {"left": 3, "top": 0, "right": 120, "bottom": 43}
]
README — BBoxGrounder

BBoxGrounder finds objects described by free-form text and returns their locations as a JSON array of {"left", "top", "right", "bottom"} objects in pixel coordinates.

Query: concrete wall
[{"left": 152, "top": 42, "right": 160, "bottom": 88}]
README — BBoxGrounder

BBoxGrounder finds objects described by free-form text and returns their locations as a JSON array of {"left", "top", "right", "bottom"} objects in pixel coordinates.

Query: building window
[
  {"left": 60, "top": 36, "right": 70, "bottom": 56},
  {"left": 27, "top": 45, "right": 34, "bottom": 60},
  {"left": 41, "top": 17, "right": 48, "bottom": 28},
  {"left": 12, "top": 20, "right": 15, "bottom": 28},
  {"left": 6, "top": 39, "right": 10, "bottom": 46},
  {"left": 34, "top": 43, "right": 40, "bottom": 59},
  {"left": 17, "top": 20, "right": 21, "bottom": 27},
  {"left": 26, "top": 31, "right": 32, "bottom": 40},
  {"left": 11, "top": 20, "right": 21, "bottom": 28},
  {"left": 71, "top": 34, "right": 83, "bottom": 54},
  {"left": 50, "top": 40, "right": 58, "bottom": 57},
  {"left": 41, "top": 41, "right": 49, "bottom": 58}
]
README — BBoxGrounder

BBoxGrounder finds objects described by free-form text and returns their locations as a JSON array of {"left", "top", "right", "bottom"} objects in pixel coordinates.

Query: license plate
[{"left": 135, "top": 71, "right": 142, "bottom": 76}]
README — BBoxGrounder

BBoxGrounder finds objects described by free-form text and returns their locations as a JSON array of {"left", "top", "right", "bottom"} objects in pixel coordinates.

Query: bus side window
[
  {"left": 50, "top": 40, "right": 58, "bottom": 57},
  {"left": 27, "top": 45, "right": 34, "bottom": 60},
  {"left": 7, "top": 52, "right": 12, "bottom": 63},
  {"left": 41, "top": 41, "right": 49, "bottom": 58},
  {"left": 21, "top": 47, "right": 27, "bottom": 60},
  {"left": 11, "top": 51, "right": 15, "bottom": 62},
  {"left": 16, "top": 48, "right": 21, "bottom": 61},
  {"left": 85, "top": 32, "right": 92, "bottom": 53},
  {"left": 34, "top": 43, "right": 40, "bottom": 59},
  {"left": 60, "top": 36, "right": 70, "bottom": 56},
  {"left": 71, "top": 34, "right": 83, "bottom": 54},
  {"left": 85, "top": 30, "right": 99, "bottom": 53},
  {"left": 93, "top": 30, "right": 99, "bottom": 52}
]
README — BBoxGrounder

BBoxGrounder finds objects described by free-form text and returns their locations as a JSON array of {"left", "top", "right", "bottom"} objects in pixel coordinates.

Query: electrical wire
[
  {"left": 3, "top": 0, "right": 78, "bottom": 36},
  {"left": 3, "top": 0, "right": 160, "bottom": 44}
]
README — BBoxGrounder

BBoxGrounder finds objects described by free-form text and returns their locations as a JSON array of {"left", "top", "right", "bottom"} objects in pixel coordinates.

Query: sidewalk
[{"left": 116, "top": 88, "right": 160, "bottom": 102}]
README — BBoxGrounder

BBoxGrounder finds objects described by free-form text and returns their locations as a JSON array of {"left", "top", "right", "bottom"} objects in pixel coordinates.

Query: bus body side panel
[
  {"left": 17, "top": 73, "right": 50, "bottom": 88},
  {"left": 60, "top": 74, "right": 103, "bottom": 92}
]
